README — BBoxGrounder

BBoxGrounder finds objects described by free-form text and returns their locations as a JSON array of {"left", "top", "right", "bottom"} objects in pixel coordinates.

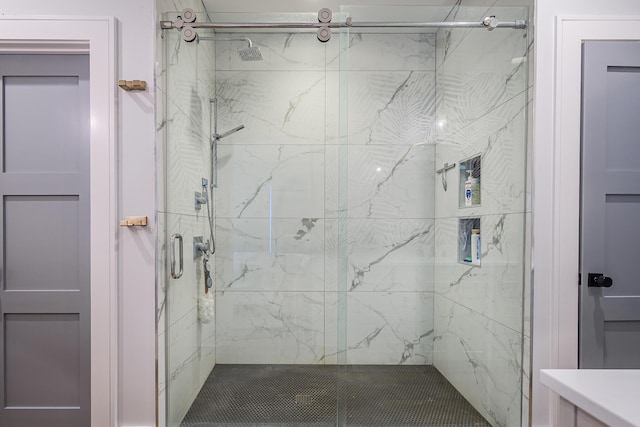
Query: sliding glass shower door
[{"left": 157, "top": 5, "right": 530, "bottom": 426}]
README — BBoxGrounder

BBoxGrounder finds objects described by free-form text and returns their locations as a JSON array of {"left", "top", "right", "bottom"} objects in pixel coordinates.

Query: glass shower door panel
[
  {"left": 162, "top": 10, "right": 349, "bottom": 427},
  {"left": 338, "top": 4, "right": 529, "bottom": 427},
  {"left": 161, "top": 14, "right": 217, "bottom": 426}
]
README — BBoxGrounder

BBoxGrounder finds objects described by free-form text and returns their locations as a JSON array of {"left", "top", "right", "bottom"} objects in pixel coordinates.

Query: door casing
[
  {"left": 534, "top": 15, "right": 640, "bottom": 427},
  {"left": 0, "top": 16, "right": 118, "bottom": 427}
]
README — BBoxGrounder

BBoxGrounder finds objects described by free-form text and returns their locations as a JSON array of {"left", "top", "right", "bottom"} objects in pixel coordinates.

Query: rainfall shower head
[
  {"left": 235, "top": 37, "right": 262, "bottom": 61},
  {"left": 198, "top": 35, "right": 263, "bottom": 61},
  {"left": 237, "top": 45, "right": 263, "bottom": 61}
]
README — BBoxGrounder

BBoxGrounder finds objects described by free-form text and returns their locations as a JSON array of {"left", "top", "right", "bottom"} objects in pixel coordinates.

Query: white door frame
[
  {"left": 533, "top": 16, "right": 640, "bottom": 426},
  {"left": 0, "top": 16, "right": 117, "bottom": 427}
]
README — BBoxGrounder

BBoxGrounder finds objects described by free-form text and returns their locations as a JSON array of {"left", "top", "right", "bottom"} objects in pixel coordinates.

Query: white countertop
[{"left": 541, "top": 369, "right": 640, "bottom": 427}]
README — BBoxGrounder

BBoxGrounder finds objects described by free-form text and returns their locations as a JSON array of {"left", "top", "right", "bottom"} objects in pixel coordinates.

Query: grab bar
[{"left": 170, "top": 233, "right": 183, "bottom": 279}]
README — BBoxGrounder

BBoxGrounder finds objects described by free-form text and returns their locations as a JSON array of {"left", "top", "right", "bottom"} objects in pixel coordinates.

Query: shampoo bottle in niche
[
  {"left": 470, "top": 172, "right": 480, "bottom": 205},
  {"left": 471, "top": 228, "right": 481, "bottom": 264},
  {"left": 464, "top": 170, "right": 473, "bottom": 206}
]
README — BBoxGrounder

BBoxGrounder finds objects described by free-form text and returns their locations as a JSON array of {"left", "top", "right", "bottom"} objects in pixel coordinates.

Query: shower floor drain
[
  {"left": 180, "top": 364, "right": 491, "bottom": 426},
  {"left": 295, "top": 394, "right": 314, "bottom": 405}
]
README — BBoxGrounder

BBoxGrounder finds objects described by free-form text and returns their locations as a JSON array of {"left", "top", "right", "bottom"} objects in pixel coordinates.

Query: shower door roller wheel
[
  {"left": 181, "top": 8, "right": 197, "bottom": 23},
  {"left": 317, "top": 26, "right": 332, "bottom": 43},
  {"left": 182, "top": 26, "right": 197, "bottom": 42},
  {"left": 318, "top": 8, "right": 332, "bottom": 23}
]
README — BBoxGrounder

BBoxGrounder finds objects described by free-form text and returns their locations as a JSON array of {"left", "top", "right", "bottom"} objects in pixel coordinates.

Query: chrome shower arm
[{"left": 213, "top": 125, "right": 245, "bottom": 140}]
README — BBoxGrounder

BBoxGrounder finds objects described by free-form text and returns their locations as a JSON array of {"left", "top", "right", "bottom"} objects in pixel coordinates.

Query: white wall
[
  {"left": 533, "top": 1, "right": 640, "bottom": 426},
  {"left": 0, "top": 0, "right": 157, "bottom": 425}
]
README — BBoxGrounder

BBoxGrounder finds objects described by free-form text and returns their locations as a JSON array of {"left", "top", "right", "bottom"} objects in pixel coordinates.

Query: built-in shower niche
[
  {"left": 458, "top": 218, "right": 481, "bottom": 266},
  {"left": 459, "top": 155, "right": 481, "bottom": 208}
]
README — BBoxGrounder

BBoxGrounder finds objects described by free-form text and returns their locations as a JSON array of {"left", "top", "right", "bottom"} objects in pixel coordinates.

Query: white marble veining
[
  {"left": 434, "top": 214, "right": 525, "bottom": 332},
  {"left": 166, "top": 301, "right": 216, "bottom": 425},
  {"left": 214, "top": 70, "right": 327, "bottom": 146},
  {"left": 157, "top": 14, "right": 218, "bottom": 425},
  {"left": 435, "top": 5, "right": 493, "bottom": 71},
  {"left": 325, "top": 292, "right": 434, "bottom": 365},
  {"left": 215, "top": 291, "right": 325, "bottom": 364},
  {"left": 436, "top": 31, "right": 527, "bottom": 141},
  {"left": 160, "top": 13, "right": 530, "bottom": 427},
  {"left": 434, "top": 295, "right": 522, "bottom": 427},
  {"left": 215, "top": 218, "right": 325, "bottom": 292},
  {"left": 164, "top": 108, "right": 210, "bottom": 216},
  {"left": 435, "top": 5, "right": 528, "bottom": 70},
  {"left": 325, "top": 218, "right": 434, "bottom": 293},
  {"left": 161, "top": 27, "right": 216, "bottom": 217},
  {"left": 435, "top": 92, "right": 527, "bottom": 218},
  {"left": 343, "top": 71, "right": 436, "bottom": 146},
  {"left": 325, "top": 143, "right": 435, "bottom": 219},
  {"left": 433, "top": 7, "right": 529, "bottom": 425},
  {"left": 327, "top": 32, "right": 437, "bottom": 72},
  {"left": 216, "top": 144, "right": 325, "bottom": 219},
  {"left": 209, "top": 29, "right": 440, "bottom": 368}
]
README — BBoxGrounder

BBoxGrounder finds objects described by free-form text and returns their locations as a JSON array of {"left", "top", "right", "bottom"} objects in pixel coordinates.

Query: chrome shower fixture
[
  {"left": 198, "top": 36, "right": 263, "bottom": 61},
  {"left": 236, "top": 44, "right": 263, "bottom": 61},
  {"left": 213, "top": 124, "right": 245, "bottom": 141},
  {"left": 170, "top": 8, "right": 263, "bottom": 60}
]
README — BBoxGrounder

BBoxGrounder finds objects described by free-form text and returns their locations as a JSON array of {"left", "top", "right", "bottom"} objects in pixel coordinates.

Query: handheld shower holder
[{"left": 193, "top": 236, "right": 210, "bottom": 258}]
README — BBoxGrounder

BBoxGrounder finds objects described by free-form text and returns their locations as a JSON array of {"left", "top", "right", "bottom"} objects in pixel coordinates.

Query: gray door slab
[
  {"left": 580, "top": 41, "right": 640, "bottom": 369},
  {"left": 0, "top": 54, "right": 90, "bottom": 426}
]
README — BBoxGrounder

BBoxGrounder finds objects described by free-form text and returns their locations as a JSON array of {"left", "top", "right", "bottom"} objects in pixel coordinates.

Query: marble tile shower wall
[
  {"left": 433, "top": 5, "right": 529, "bottom": 427},
  {"left": 156, "top": 3, "right": 217, "bottom": 425},
  {"left": 212, "top": 31, "right": 436, "bottom": 365}
]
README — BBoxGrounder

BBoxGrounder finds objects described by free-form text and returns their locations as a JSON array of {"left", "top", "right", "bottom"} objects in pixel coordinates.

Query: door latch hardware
[{"left": 587, "top": 273, "right": 613, "bottom": 288}]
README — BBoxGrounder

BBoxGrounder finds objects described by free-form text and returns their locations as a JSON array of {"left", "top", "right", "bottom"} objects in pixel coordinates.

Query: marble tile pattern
[
  {"left": 434, "top": 295, "right": 522, "bottom": 427},
  {"left": 213, "top": 31, "right": 437, "bottom": 365},
  {"left": 433, "top": 5, "right": 529, "bottom": 426},
  {"left": 325, "top": 291, "right": 435, "bottom": 365},
  {"left": 156, "top": 6, "right": 219, "bottom": 426},
  {"left": 158, "top": 7, "right": 530, "bottom": 427}
]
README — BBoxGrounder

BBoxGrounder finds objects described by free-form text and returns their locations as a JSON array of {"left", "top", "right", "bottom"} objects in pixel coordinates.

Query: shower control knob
[
  {"left": 317, "top": 26, "right": 332, "bottom": 43},
  {"left": 318, "top": 8, "right": 333, "bottom": 23}
]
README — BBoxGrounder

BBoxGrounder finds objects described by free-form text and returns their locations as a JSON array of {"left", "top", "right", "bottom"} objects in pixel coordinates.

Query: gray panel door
[
  {"left": 0, "top": 55, "right": 90, "bottom": 426},
  {"left": 580, "top": 41, "right": 640, "bottom": 368}
]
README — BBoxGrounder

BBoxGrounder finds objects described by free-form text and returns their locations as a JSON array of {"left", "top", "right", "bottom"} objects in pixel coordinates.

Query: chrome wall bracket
[
  {"left": 195, "top": 191, "right": 207, "bottom": 210},
  {"left": 436, "top": 162, "right": 456, "bottom": 191},
  {"left": 193, "top": 236, "right": 210, "bottom": 258}
]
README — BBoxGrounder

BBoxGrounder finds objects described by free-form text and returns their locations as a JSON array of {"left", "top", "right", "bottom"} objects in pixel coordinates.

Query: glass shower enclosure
[{"left": 157, "top": 4, "right": 530, "bottom": 426}]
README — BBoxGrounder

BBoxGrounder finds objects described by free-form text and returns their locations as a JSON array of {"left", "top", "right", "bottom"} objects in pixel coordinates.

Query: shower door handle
[{"left": 170, "top": 233, "right": 184, "bottom": 279}]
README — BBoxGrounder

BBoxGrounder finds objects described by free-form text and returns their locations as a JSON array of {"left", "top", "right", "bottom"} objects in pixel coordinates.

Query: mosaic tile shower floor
[{"left": 181, "top": 365, "right": 490, "bottom": 426}]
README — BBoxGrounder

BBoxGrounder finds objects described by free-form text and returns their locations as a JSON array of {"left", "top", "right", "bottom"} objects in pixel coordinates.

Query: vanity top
[{"left": 541, "top": 369, "right": 640, "bottom": 427}]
